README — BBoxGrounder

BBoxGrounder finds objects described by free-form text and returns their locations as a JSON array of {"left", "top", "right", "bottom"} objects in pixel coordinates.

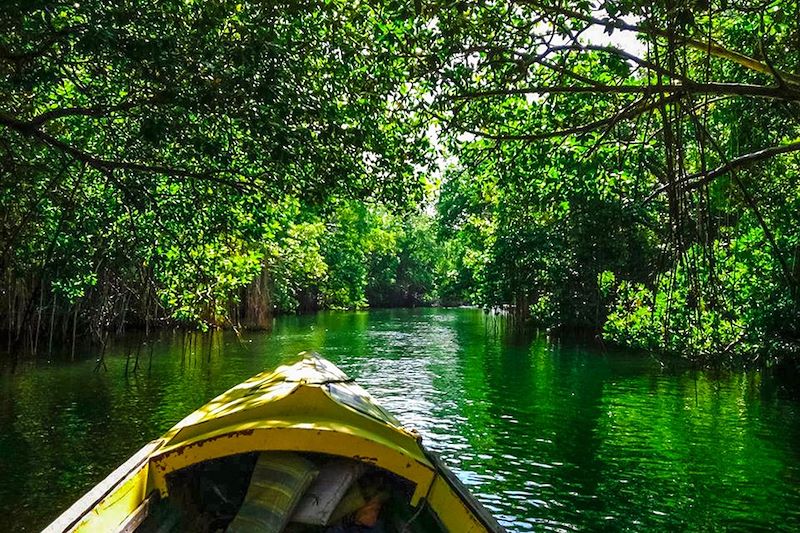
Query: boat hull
[{"left": 45, "top": 354, "right": 504, "bottom": 532}]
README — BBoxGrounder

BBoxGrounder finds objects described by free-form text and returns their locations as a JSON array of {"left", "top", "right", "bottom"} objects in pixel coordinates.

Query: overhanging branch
[
  {"left": 519, "top": 1, "right": 800, "bottom": 87},
  {"left": 29, "top": 99, "right": 159, "bottom": 127},
  {"left": 452, "top": 92, "right": 683, "bottom": 142},
  {"left": 453, "top": 82, "right": 799, "bottom": 100},
  {"left": 645, "top": 139, "right": 800, "bottom": 201},
  {"left": 0, "top": 112, "right": 256, "bottom": 192}
]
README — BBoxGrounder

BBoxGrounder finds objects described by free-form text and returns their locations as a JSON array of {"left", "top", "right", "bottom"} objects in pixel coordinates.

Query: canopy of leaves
[
  {"left": 431, "top": 0, "right": 800, "bottom": 364},
  {"left": 1, "top": 0, "right": 434, "bottom": 337},
  {"left": 3, "top": 0, "right": 800, "bottom": 366}
]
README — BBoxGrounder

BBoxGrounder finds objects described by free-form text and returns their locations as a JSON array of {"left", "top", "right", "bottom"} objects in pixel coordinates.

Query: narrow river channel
[{"left": 1, "top": 308, "right": 799, "bottom": 531}]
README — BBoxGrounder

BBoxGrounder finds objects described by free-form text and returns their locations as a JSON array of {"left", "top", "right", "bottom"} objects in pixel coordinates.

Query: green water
[{"left": 1, "top": 308, "right": 799, "bottom": 531}]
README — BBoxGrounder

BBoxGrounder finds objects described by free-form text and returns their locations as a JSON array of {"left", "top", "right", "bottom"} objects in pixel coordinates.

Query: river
[{"left": 1, "top": 308, "right": 799, "bottom": 531}]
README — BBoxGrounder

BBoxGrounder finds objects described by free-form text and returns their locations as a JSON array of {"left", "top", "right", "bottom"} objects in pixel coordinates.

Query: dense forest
[{"left": 2, "top": 1, "right": 800, "bottom": 366}]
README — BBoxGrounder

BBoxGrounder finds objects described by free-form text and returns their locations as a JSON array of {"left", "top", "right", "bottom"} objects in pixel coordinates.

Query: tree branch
[
  {"left": 0, "top": 112, "right": 257, "bottom": 192},
  {"left": 29, "top": 99, "right": 160, "bottom": 127},
  {"left": 452, "top": 82, "right": 800, "bottom": 100},
  {"left": 645, "top": 139, "right": 800, "bottom": 201},
  {"left": 546, "top": 43, "right": 689, "bottom": 82},
  {"left": 519, "top": 1, "right": 800, "bottom": 87},
  {"left": 0, "top": 25, "right": 85, "bottom": 63},
  {"left": 453, "top": 93, "right": 683, "bottom": 142}
]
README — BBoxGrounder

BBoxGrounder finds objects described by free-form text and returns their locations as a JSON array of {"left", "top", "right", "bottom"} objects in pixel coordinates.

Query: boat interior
[{"left": 135, "top": 450, "right": 446, "bottom": 533}]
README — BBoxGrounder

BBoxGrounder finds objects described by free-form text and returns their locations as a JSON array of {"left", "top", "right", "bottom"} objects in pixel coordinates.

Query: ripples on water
[{"left": 1, "top": 308, "right": 799, "bottom": 531}]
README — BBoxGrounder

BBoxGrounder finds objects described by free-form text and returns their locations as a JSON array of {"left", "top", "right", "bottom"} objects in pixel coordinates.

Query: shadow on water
[{"left": 0, "top": 308, "right": 799, "bottom": 531}]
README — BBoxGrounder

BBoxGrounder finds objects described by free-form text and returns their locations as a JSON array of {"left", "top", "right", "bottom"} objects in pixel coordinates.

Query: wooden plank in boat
[{"left": 118, "top": 492, "right": 158, "bottom": 533}]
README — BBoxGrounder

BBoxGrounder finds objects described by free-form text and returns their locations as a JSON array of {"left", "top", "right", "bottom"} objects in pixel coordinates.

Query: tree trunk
[{"left": 242, "top": 266, "right": 272, "bottom": 330}]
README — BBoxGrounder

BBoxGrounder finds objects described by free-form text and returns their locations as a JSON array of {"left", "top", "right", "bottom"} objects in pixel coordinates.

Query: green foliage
[
  {"left": 438, "top": 134, "right": 656, "bottom": 330},
  {"left": 0, "top": 1, "right": 435, "bottom": 335},
  {"left": 3, "top": 0, "right": 800, "bottom": 367},
  {"left": 604, "top": 223, "right": 800, "bottom": 364},
  {"left": 367, "top": 213, "right": 441, "bottom": 307},
  {"left": 315, "top": 203, "right": 442, "bottom": 310},
  {"left": 268, "top": 221, "right": 328, "bottom": 313},
  {"left": 428, "top": 0, "right": 800, "bottom": 364},
  {"left": 158, "top": 240, "right": 264, "bottom": 328}
]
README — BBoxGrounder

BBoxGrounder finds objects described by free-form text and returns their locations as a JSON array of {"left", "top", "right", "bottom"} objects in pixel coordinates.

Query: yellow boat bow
[{"left": 45, "top": 353, "right": 504, "bottom": 532}]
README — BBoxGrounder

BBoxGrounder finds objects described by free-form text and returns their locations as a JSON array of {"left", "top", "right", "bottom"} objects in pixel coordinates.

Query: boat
[{"left": 45, "top": 353, "right": 505, "bottom": 532}]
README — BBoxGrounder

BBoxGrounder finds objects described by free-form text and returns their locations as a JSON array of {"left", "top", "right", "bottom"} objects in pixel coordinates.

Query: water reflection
[{"left": 0, "top": 309, "right": 799, "bottom": 531}]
